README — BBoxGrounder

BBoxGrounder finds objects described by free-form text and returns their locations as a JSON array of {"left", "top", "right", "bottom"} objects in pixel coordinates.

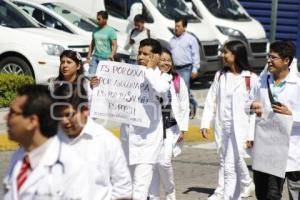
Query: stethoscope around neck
[{"left": 9, "top": 141, "right": 66, "bottom": 198}]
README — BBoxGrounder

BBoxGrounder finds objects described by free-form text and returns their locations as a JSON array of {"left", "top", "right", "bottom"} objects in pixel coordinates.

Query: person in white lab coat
[
  {"left": 249, "top": 41, "right": 300, "bottom": 200},
  {"left": 3, "top": 84, "right": 90, "bottom": 200},
  {"left": 120, "top": 38, "right": 172, "bottom": 200},
  {"left": 53, "top": 84, "right": 132, "bottom": 200},
  {"left": 148, "top": 48, "right": 190, "bottom": 200},
  {"left": 200, "top": 40, "right": 258, "bottom": 200}
]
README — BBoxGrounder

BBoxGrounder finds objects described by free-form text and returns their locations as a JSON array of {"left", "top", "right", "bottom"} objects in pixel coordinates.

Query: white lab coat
[
  {"left": 121, "top": 67, "right": 172, "bottom": 165},
  {"left": 201, "top": 70, "right": 258, "bottom": 157},
  {"left": 249, "top": 72, "right": 300, "bottom": 171},
  {"left": 3, "top": 136, "right": 90, "bottom": 200},
  {"left": 168, "top": 76, "right": 190, "bottom": 157},
  {"left": 149, "top": 76, "right": 190, "bottom": 199},
  {"left": 171, "top": 76, "right": 190, "bottom": 132},
  {"left": 58, "top": 118, "right": 132, "bottom": 200}
]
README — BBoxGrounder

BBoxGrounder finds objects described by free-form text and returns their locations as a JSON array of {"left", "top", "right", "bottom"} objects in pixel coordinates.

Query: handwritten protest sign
[
  {"left": 89, "top": 61, "right": 153, "bottom": 128},
  {"left": 252, "top": 111, "right": 293, "bottom": 178}
]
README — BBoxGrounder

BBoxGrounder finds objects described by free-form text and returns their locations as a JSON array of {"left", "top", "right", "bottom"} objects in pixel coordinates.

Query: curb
[{"left": 0, "top": 125, "right": 214, "bottom": 151}]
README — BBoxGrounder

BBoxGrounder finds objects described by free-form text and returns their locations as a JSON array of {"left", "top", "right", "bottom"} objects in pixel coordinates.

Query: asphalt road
[{"left": 0, "top": 142, "right": 289, "bottom": 199}]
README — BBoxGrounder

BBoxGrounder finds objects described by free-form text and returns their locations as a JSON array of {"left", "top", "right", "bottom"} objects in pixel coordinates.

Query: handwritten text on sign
[
  {"left": 90, "top": 61, "right": 152, "bottom": 127},
  {"left": 252, "top": 111, "right": 293, "bottom": 178}
]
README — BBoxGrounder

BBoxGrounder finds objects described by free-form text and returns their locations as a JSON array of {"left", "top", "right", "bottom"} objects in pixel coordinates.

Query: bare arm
[
  {"left": 87, "top": 38, "right": 95, "bottom": 62},
  {"left": 110, "top": 39, "right": 117, "bottom": 60}
]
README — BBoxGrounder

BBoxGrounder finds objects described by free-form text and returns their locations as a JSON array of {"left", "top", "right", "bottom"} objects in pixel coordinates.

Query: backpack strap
[
  {"left": 173, "top": 74, "right": 180, "bottom": 94},
  {"left": 218, "top": 71, "right": 224, "bottom": 81},
  {"left": 129, "top": 28, "right": 136, "bottom": 39},
  {"left": 244, "top": 72, "right": 252, "bottom": 92},
  {"left": 146, "top": 28, "right": 150, "bottom": 38}
]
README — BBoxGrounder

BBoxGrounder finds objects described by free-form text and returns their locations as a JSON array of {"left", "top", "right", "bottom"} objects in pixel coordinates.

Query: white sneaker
[
  {"left": 207, "top": 193, "right": 222, "bottom": 200},
  {"left": 241, "top": 182, "right": 255, "bottom": 198},
  {"left": 166, "top": 191, "right": 176, "bottom": 200}
]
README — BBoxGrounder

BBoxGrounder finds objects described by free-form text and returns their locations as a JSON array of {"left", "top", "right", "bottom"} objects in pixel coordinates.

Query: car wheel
[{"left": 0, "top": 56, "right": 33, "bottom": 78}]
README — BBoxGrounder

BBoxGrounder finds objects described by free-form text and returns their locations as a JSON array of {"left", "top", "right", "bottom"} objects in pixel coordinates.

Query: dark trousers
[
  {"left": 253, "top": 170, "right": 285, "bottom": 200},
  {"left": 286, "top": 171, "right": 300, "bottom": 200}
]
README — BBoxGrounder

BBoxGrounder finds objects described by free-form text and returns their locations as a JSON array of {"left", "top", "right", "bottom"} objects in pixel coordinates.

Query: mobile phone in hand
[
  {"left": 130, "top": 39, "right": 135, "bottom": 44},
  {"left": 272, "top": 102, "right": 282, "bottom": 106}
]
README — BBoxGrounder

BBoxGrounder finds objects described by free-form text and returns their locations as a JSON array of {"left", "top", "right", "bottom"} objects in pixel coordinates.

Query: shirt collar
[
  {"left": 175, "top": 31, "right": 186, "bottom": 39},
  {"left": 269, "top": 71, "right": 296, "bottom": 86},
  {"left": 240, "top": 70, "right": 252, "bottom": 77},
  {"left": 27, "top": 137, "right": 53, "bottom": 169},
  {"left": 58, "top": 118, "right": 96, "bottom": 144}
]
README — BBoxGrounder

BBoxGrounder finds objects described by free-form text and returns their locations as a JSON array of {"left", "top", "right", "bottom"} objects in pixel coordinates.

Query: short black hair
[
  {"left": 134, "top": 14, "right": 144, "bottom": 23},
  {"left": 270, "top": 41, "right": 296, "bottom": 66},
  {"left": 175, "top": 17, "right": 187, "bottom": 27},
  {"left": 97, "top": 10, "right": 108, "bottom": 19},
  {"left": 139, "top": 38, "right": 162, "bottom": 54},
  {"left": 17, "top": 84, "right": 58, "bottom": 138}
]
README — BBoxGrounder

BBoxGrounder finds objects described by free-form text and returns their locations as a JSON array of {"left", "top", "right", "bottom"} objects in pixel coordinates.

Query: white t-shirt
[
  {"left": 223, "top": 72, "right": 241, "bottom": 121},
  {"left": 127, "top": 28, "right": 154, "bottom": 60}
]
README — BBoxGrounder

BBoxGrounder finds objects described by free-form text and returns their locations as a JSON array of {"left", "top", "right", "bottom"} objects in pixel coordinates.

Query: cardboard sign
[
  {"left": 252, "top": 111, "right": 293, "bottom": 178},
  {"left": 90, "top": 61, "right": 153, "bottom": 128}
]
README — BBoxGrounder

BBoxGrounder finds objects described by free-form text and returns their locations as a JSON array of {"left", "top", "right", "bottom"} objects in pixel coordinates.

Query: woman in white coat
[
  {"left": 200, "top": 40, "right": 257, "bottom": 200},
  {"left": 149, "top": 48, "right": 190, "bottom": 200}
]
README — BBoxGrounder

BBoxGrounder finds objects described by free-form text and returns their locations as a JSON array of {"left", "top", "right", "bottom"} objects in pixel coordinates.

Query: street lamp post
[{"left": 270, "top": 0, "right": 279, "bottom": 42}]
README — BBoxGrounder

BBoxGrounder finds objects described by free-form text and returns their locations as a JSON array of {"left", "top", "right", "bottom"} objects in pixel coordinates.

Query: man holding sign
[
  {"left": 248, "top": 41, "right": 300, "bottom": 200},
  {"left": 120, "top": 38, "right": 172, "bottom": 200}
]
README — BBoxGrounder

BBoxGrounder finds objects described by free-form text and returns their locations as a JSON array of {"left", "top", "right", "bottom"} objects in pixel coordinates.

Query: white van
[
  {"left": 185, "top": 0, "right": 268, "bottom": 71},
  {"left": 0, "top": 0, "right": 89, "bottom": 83},
  {"left": 11, "top": 0, "right": 130, "bottom": 61},
  {"left": 38, "top": 0, "right": 222, "bottom": 81}
]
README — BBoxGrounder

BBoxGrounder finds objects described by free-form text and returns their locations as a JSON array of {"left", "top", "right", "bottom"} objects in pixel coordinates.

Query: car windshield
[
  {"left": 0, "top": 1, "right": 39, "bottom": 28},
  {"left": 201, "top": 0, "right": 250, "bottom": 21},
  {"left": 43, "top": 2, "right": 97, "bottom": 32},
  {"left": 150, "top": 0, "right": 200, "bottom": 22}
]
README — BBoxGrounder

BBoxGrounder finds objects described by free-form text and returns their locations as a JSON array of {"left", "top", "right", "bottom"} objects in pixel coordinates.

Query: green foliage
[{"left": 0, "top": 74, "right": 34, "bottom": 107}]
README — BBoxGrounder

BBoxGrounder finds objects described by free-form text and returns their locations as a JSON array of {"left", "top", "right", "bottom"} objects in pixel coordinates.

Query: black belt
[{"left": 175, "top": 63, "right": 192, "bottom": 69}]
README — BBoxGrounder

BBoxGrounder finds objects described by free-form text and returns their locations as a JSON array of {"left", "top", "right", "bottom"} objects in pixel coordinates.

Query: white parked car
[
  {"left": 12, "top": 0, "right": 130, "bottom": 62},
  {"left": 31, "top": 0, "right": 222, "bottom": 81},
  {"left": 0, "top": 0, "right": 89, "bottom": 83}
]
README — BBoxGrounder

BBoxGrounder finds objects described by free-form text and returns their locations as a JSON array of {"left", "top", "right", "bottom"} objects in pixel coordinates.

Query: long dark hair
[
  {"left": 161, "top": 48, "right": 178, "bottom": 80},
  {"left": 54, "top": 50, "right": 87, "bottom": 98},
  {"left": 222, "top": 40, "right": 251, "bottom": 73},
  {"left": 57, "top": 50, "right": 84, "bottom": 81}
]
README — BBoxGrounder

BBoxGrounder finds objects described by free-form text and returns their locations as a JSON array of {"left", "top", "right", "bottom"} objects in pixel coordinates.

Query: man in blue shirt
[{"left": 169, "top": 17, "right": 200, "bottom": 118}]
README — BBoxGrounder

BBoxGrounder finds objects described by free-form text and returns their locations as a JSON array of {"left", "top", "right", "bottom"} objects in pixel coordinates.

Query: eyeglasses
[{"left": 267, "top": 54, "right": 282, "bottom": 61}]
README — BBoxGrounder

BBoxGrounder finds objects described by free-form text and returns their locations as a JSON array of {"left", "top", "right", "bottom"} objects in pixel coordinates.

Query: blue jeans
[
  {"left": 175, "top": 64, "right": 192, "bottom": 88},
  {"left": 175, "top": 64, "right": 198, "bottom": 117},
  {"left": 88, "top": 56, "right": 103, "bottom": 75}
]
